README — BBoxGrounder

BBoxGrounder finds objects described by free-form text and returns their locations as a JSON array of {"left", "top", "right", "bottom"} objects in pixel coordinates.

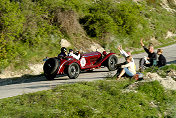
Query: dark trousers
[
  {"left": 115, "top": 62, "right": 130, "bottom": 77},
  {"left": 139, "top": 58, "right": 151, "bottom": 69}
]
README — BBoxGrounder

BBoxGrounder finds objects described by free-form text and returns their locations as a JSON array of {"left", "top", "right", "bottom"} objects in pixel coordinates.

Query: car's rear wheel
[
  {"left": 43, "top": 58, "right": 59, "bottom": 80},
  {"left": 67, "top": 63, "right": 80, "bottom": 79},
  {"left": 107, "top": 55, "right": 118, "bottom": 71}
]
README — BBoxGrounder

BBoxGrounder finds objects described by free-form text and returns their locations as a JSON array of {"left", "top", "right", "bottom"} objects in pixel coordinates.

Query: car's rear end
[{"left": 43, "top": 56, "right": 80, "bottom": 80}]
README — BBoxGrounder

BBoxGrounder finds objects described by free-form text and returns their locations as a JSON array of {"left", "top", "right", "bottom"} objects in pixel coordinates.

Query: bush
[
  {"left": 0, "top": 0, "right": 176, "bottom": 71},
  {"left": 0, "top": 0, "right": 62, "bottom": 71}
]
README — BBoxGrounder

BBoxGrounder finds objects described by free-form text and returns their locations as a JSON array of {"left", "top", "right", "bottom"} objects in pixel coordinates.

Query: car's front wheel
[
  {"left": 67, "top": 63, "right": 80, "bottom": 79},
  {"left": 107, "top": 55, "right": 118, "bottom": 71}
]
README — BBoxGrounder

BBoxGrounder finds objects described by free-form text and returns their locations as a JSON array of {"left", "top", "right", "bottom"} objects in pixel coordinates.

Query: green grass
[
  {"left": 144, "top": 64, "right": 176, "bottom": 78},
  {"left": 0, "top": 0, "right": 176, "bottom": 72},
  {"left": 0, "top": 79, "right": 176, "bottom": 117}
]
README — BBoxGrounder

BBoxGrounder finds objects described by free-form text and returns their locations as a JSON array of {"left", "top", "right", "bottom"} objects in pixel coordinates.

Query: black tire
[
  {"left": 67, "top": 63, "right": 80, "bottom": 79},
  {"left": 43, "top": 58, "right": 59, "bottom": 80},
  {"left": 44, "top": 73, "right": 56, "bottom": 80},
  {"left": 107, "top": 55, "right": 118, "bottom": 71}
]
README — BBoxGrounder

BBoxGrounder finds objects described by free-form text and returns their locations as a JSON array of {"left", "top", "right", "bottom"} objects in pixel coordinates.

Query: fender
[
  {"left": 57, "top": 57, "right": 80, "bottom": 74},
  {"left": 95, "top": 53, "right": 116, "bottom": 66},
  {"left": 57, "top": 59, "right": 68, "bottom": 74}
]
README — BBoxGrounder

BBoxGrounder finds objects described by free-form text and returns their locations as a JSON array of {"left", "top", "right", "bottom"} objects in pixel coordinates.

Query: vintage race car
[{"left": 43, "top": 51, "right": 118, "bottom": 80}]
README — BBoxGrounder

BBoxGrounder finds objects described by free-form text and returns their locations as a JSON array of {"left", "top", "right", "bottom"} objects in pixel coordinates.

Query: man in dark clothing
[
  {"left": 58, "top": 47, "right": 67, "bottom": 57},
  {"left": 139, "top": 38, "right": 157, "bottom": 71},
  {"left": 157, "top": 49, "right": 166, "bottom": 67}
]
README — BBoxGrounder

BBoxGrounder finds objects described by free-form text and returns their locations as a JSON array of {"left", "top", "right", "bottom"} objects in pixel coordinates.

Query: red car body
[{"left": 43, "top": 51, "right": 118, "bottom": 80}]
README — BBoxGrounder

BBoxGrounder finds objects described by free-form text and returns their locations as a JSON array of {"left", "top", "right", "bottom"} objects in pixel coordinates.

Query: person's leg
[
  {"left": 116, "top": 68, "right": 123, "bottom": 77},
  {"left": 139, "top": 58, "right": 145, "bottom": 72},
  {"left": 117, "top": 69, "right": 125, "bottom": 79},
  {"left": 124, "top": 67, "right": 134, "bottom": 77}
]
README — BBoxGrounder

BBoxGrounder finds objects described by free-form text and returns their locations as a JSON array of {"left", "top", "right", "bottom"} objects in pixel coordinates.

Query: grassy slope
[
  {"left": 0, "top": 65, "right": 176, "bottom": 117},
  {"left": 0, "top": 80, "right": 176, "bottom": 117},
  {"left": 0, "top": 0, "right": 176, "bottom": 72}
]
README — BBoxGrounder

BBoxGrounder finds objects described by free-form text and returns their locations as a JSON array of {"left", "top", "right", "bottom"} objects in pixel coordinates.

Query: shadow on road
[
  {"left": 0, "top": 69, "right": 110, "bottom": 86},
  {"left": 0, "top": 74, "right": 47, "bottom": 86},
  {"left": 81, "top": 70, "right": 109, "bottom": 73},
  {"left": 167, "top": 60, "right": 176, "bottom": 64}
]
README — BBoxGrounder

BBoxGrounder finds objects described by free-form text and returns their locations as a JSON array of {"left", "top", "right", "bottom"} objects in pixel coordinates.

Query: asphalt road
[{"left": 0, "top": 44, "right": 176, "bottom": 99}]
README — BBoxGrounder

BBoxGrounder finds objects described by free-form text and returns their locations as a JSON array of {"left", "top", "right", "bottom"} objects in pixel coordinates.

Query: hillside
[{"left": 0, "top": 0, "right": 176, "bottom": 72}]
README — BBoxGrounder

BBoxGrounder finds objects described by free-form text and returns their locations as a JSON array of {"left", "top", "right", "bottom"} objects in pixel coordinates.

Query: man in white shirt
[{"left": 68, "top": 49, "right": 80, "bottom": 60}]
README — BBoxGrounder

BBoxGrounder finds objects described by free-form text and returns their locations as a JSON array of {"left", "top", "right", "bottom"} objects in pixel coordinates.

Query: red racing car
[{"left": 43, "top": 51, "right": 118, "bottom": 80}]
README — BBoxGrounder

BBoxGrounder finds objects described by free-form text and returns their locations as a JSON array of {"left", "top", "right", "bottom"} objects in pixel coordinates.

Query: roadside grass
[{"left": 0, "top": 79, "right": 176, "bottom": 117}]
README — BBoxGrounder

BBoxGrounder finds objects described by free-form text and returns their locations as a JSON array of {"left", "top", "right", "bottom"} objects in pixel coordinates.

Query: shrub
[{"left": 0, "top": 0, "right": 176, "bottom": 71}]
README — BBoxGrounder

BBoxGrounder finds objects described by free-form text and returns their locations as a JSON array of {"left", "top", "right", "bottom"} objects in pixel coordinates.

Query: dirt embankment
[
  {"left": 127, "top": 71, "right": 176, "bottom": 91},
  {"left": 0, "top": 64, "right": 43, "bottom": 79},
  {"left": 144, "top": 72, "right": 176, "bottom": 90}
]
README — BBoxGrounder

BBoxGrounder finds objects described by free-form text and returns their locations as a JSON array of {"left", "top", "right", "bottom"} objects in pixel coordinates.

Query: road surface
[{"left": 0, "top": 44, "right": 176, "bottom": 99}]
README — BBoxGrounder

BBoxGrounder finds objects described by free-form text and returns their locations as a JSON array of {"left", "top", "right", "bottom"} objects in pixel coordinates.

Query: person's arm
[
  {"left": 140, "top": 38, "right": 149, "bottom": 54},
  {"left": 121, "top": 62, "right": 131, "bottom": 68},
  {"left": 140, "top": 38, "right": 144, "bottom": 47},
  {"left": 120, "top": 49, "right": 129, "bottom": 57},
  {"left": 143, "top": 46, "right": 150, "bottom": 54},
  {"left": 118, "top": 45, "right": 129, "bottom": 57}
]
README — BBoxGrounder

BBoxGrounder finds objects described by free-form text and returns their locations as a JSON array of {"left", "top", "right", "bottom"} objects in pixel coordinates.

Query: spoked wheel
[
  {"left": 67, "top": 63, "right": 80, "bottom": 79},
  {"left": 107, "top": 55, "right": 118, "bottom": 71},
  {"left": 43, "top": 58, "right": 59, "bottom": 80}
]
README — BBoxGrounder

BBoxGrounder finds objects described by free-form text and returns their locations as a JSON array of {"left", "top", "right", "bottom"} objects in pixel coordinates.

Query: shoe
[{"left": 133, "top": 74, "right": 139, "bottom": 80}]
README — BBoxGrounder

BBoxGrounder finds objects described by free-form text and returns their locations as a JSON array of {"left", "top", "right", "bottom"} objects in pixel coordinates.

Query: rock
[
  {"left": 165, "top": 31, "right": 176, "bottom": 39},
  {"left": 161, "top": 0, "right": 176, "bottom": 12},
  {"left": 144, "top": 72, "right": 176, "bottom": 90},
  {"left": 60, "top": 39, "right": 71, "bottom": 48},
  {"left": 167, "top": 70, "right": 176, "bottom": 80},
  {"left": 28, "top": 64, "right": 43, "bottom": 75},
  {"left": 150, "top": 37, "right": 160, "bottom": 46},
  {"left": 0, "top": 64, "right": 43, "bottom": 79},
  {"left": 90, "top": 42, "right": 105, "bottom": 52}
]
